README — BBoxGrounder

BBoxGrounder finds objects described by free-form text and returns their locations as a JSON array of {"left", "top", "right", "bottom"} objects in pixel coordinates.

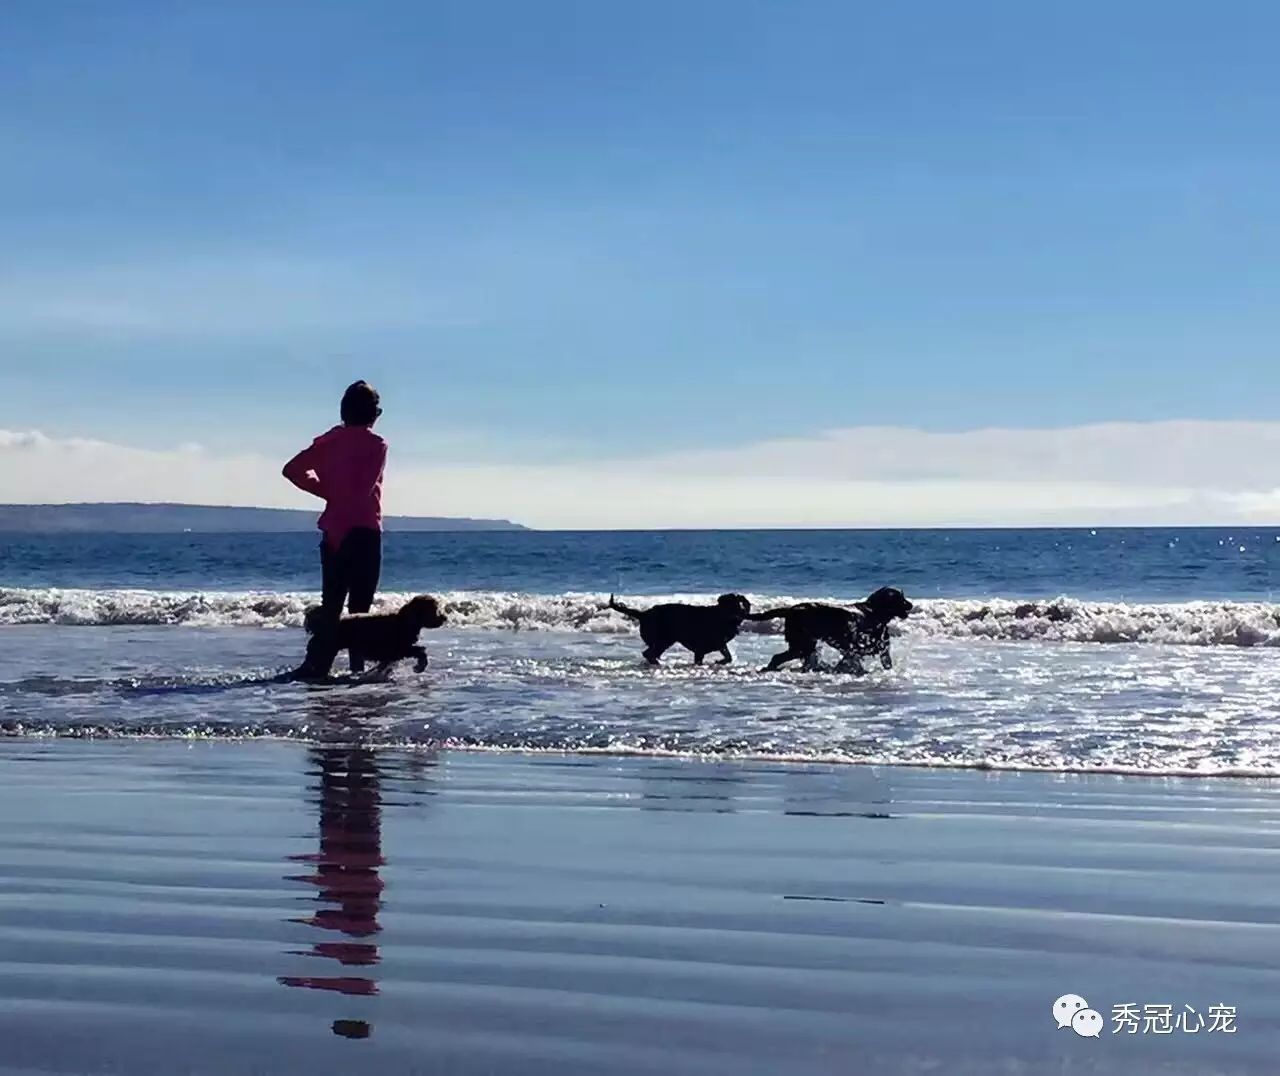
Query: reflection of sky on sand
[
  {"left": 628, "top": 758, "right": 897, "bottom": 820},
  {"left": 635, "top": 764, "right": 746, "bottom": 814}
]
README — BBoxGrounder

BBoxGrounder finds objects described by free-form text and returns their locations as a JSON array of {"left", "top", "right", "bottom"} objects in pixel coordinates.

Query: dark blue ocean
[{"left": 3, "top": 526, "right": 1279, "bottom": 600}]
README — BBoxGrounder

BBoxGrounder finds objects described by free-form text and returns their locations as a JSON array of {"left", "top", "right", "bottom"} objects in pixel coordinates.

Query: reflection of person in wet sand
[{"left": 279, "top": 743, "right": 385, "bottom": 1035}]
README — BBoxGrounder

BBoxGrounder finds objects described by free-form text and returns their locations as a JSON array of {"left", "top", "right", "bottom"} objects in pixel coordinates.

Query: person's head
[{"left": 340, "top": 381, "right": 382, "bottom": 426}]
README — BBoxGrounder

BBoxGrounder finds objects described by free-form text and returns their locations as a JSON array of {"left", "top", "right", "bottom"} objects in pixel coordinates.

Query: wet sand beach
[{"left": 2, "top": 738, "right": 1278, "bottom": 1075}]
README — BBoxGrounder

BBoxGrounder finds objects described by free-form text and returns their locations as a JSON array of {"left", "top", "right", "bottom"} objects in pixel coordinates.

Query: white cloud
[
  {"left": 648, "top": 421, "right": 1280, "bottom": 488},
  {"left": 0, "top": 421, "right": 1277, "bottom": 528}
]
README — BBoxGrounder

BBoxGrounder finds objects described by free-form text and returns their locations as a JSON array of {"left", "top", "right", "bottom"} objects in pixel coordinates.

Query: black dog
[
  {"left": 301, "top": 595, "right": 447, "bottom": 677},
  {"left": 608, "top": 593, "right": 752, "bottom": 665},
  {"left": 749, "top": 587, "right": 913, "bottom": 674}
]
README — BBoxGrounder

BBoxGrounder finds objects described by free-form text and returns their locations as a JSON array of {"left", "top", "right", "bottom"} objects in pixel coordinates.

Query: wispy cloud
[
  {"left": 0, "top": 257, "right": 475, "bottom": 336},
  {"left": 1, "top": 421, "right": 1277, "bottom": 528}
]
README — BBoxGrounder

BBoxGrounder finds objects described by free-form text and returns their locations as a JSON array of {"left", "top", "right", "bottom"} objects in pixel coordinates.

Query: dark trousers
[{"left": 301, "top": 527, "right": 382, "bottom": 677}]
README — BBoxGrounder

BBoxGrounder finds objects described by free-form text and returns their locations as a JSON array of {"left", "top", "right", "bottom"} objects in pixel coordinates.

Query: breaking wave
[{"left": 3, "top": 586, "right": 1280, "bottom": 647}]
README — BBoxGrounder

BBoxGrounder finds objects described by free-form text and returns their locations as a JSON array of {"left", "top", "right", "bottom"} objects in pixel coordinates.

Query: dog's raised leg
[
  {"left": 835, "top": 652, "right": 868, "bottom": 676},
  {"left": 409, "top": 645, "right": 429, "bottom": 673},
  {"left": 642, "top": 640, "right": 671, "bottom": 665},
  {"left": 368, "top": 661, "right": 395, "bottom": 681},
  {"left": 762, "top": 647, "right": 803, "bottom": 672},
  {"left": 717, "top": 647, "right": 733, "bottom": 665}
]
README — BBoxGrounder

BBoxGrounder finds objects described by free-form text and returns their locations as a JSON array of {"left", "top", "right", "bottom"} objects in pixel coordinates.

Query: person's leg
[
  {"left": 297, "top": 537, "right": 350, "bottom": 679},
  {"left": 345, "top": 529, "right": 381, "bottom": 615},
  {"left": 344, "top": 529, "right": 382, "bottom": 673}
]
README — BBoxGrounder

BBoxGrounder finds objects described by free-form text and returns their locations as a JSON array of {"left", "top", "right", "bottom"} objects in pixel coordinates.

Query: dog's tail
[
  {"left": 608, "top": 595, "right": 643, "bottom": 621},
  {"left": 746, "top": 606, "right": 796, "bottom": 622}
]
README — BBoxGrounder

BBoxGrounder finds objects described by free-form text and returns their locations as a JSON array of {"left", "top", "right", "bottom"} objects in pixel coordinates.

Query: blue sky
[{"left": 1, "top": 1, "right": 1278, "bottom": 525}]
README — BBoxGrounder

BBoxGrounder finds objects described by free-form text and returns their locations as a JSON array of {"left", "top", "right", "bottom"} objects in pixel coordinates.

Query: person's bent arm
[{"left": 282, "top": 443, "right": 325, "bottom": 499}]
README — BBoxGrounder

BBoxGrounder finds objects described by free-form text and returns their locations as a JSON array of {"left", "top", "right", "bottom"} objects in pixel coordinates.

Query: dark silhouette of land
[{"left": 0, "top": 503, "right": 526, "bottom": 533}]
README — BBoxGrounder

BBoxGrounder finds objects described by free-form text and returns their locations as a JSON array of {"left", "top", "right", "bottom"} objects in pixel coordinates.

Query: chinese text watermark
[{"left": 1052, "top": 995, "right": 1237, "bottom": 1039}]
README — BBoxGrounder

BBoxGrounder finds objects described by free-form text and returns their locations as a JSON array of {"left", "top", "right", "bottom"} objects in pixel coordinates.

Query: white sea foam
[{"left": 2, "top": 586, "right": 1279, "bottom": 647}]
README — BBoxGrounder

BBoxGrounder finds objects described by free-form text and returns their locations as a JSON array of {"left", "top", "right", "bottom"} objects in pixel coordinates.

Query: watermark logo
[
  {"left": 1072, "top": 1008, "right": 1104, "bottom": 1038},
  {"left": 1054, "top": 996, "right": 1238, "bottom": 1038},
  {"left": 1052, "top": 994, "right": 1089, "bottom": 1032}
]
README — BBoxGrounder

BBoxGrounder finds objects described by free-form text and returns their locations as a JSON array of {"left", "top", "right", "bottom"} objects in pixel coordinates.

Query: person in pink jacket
[{"left": 283, "top": 381, "right": 387, "bottom": 680}]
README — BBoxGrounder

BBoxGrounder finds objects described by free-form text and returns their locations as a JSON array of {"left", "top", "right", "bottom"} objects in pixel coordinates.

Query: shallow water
[
  {"left": 3, "top": 528, "right": 1279, "bottom": 777},
  {"left": 4, "top": 623, "right": 1279, "bottom": 777}
]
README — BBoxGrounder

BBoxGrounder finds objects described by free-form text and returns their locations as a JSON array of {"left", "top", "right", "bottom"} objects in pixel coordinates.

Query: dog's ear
[{"left": 405, "top": 595, "right": 447, "bottom": 629}]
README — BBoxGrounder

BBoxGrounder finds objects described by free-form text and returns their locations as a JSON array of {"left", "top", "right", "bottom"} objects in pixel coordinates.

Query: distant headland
[{"left": 0, "top": 503, "right": 528, "bottom": 534}]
